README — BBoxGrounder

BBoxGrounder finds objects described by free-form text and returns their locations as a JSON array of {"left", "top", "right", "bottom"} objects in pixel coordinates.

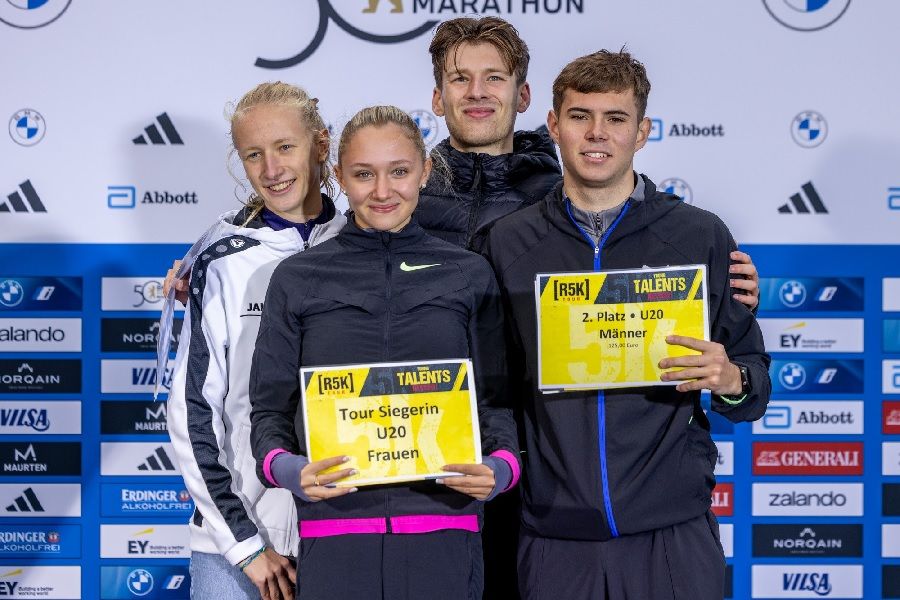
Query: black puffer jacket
[{"left": 416, "top": 130, "right": 560, "bottom": 252}]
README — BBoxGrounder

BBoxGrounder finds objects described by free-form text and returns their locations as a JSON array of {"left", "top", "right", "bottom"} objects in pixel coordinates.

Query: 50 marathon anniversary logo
[{"left": 255, "top": 0, "right": 584, "bottom": 68}]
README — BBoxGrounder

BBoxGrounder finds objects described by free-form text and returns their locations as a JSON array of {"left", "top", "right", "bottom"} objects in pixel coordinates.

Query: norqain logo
[{"left": 255, "top": 0, "right": 437, "bottom": 69}]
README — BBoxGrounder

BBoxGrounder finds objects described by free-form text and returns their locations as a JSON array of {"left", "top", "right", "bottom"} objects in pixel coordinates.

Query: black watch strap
[{"left": 733, "top": 362, "right": 751, "bottom": 395}]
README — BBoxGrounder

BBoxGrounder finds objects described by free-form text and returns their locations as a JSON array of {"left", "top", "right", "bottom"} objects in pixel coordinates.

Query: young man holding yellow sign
[{"left": 483, "top": 50, "right": 771, "bottom": 599}]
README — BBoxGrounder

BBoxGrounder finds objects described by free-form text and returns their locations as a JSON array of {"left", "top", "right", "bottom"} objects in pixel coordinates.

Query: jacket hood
[
  {"left": 541, "top": 174, "right": 684, "bottom": 247},
  {"left": 426, "top": 129, "right": 560, "bottom": 195}
]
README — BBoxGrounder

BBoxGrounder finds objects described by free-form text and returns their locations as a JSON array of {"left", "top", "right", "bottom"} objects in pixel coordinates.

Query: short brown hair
[
  {"left": 552, "top": 50, "right": 651, "bottom": 119},
  {"left": 429, "top": 17, "right": 530, "bottom": 86}
]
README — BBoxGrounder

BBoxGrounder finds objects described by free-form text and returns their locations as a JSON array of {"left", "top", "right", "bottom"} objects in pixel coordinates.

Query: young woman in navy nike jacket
[{"left": 249, "top": 106, "right": 521, "bottom": 600}]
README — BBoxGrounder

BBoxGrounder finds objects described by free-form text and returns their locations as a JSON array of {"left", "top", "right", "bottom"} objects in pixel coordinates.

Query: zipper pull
[{"left": 594, "top": 245, "right": 600, "bottom": 260}]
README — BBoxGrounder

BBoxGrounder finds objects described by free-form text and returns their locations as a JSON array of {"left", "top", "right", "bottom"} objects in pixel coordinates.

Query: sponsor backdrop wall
[{"left": 1, "top": 1, "right": 899, "bottom": 598}]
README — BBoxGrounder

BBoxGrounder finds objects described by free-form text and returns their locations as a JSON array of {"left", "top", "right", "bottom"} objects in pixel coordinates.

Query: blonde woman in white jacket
[{"left": 166, "top": 82, "right": 345, "bottom": 600}]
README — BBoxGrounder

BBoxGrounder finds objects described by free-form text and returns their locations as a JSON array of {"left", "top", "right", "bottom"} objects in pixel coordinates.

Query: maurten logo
[
  {"left": 8, "top": 109, "right": 45, "bottom": 146},
  {"left": 133, "top": 113, "right": 183, "bottom": 145},
  {"left": 792, "top": 111, "right": 827, "bottom": 148},
  {"left": 778, "top": 181, "right": 827, "bottom": 214},
  {"left": 0, "top": 0, "right": 71, "bottom": 29},
  {"left": 138, "top": 447, "right": 177, "bottom": 472},
  {"left": 1, "top": 180, "right": 45, "bottom": 213},
  {"left": 5, "top": 487, "right": 44, "bottom": 513},
  {"left": 763, "top": 0, "right": 851, "bottom": 32},
  {"left": 255, "top": 0, "right": 437, "bottom": 69}
]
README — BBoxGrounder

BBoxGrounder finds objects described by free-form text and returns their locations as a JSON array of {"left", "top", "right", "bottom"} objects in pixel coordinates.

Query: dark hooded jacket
[
  {"left": 416, "top": 130, "right": 561, "bottom": 252},
  {"left": 483, "top": 175, "right": 771, "bottom": 541}
]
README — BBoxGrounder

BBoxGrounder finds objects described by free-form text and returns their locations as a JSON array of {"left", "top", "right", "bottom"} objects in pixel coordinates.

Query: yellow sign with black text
[
  {"left": 301, "top": 360, "right": 481, "bottom": 487},
  {"left": 536, "top": 265, "right": 710, "bottom": 391}
]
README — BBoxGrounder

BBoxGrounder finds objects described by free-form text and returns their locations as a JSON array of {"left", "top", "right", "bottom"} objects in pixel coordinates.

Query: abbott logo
[
  {"left": 754, "top": 401, "right": 863, "bottom": 435},
  {"left": 1, "top": 180, "right": 46, "bottom": 213},
  {"left": 133, "top": 113, "right": 183, "bottom": 145},
  {"left": 778, "top": 181, "right": 828, "bottom": 214},
  {"left": 108, "top": 186, "right": 136, "bottom": 209}
]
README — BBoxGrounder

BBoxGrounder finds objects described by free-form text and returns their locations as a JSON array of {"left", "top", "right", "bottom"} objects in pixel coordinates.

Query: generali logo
[
  {"left": 752, "top": 442, "right": 863, "bottom": 476},
  {"left": 884, "top": 401, "right": 900, "bottom": 434},
  {"left": 711, "top": 483, "right": 733, "bottom": 517}
]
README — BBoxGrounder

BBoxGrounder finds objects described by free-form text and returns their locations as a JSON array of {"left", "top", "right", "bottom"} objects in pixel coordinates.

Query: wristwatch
[{"left": 732, "top": 362, "right": 751, "bottom": 395}]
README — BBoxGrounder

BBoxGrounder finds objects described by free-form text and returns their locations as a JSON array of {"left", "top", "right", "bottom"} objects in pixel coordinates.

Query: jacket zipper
[
  {"left": 564, "top": 198, "right": 630, "bottom": 539},
  {"left": 464, "top": 155, "right": 484, "bottom": 249},
  {"left": 382, "top": 234, "right": 393, "bottom": 531}
]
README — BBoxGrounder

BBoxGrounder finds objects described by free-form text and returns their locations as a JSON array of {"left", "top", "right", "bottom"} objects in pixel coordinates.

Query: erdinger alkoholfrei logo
[
  {"left": 409, "top": 110, "right": 439, "bottom": 147},
  {"left": 658, "top": 178, "right": 693, "bottom": 205},
  {"left": 763, "top": 0, "right": 851, "bottom": 31},
  {"left": 8, "top": 109, "right": 45, "bottom": 146},
  {"left": 255, "top": 0, "right": 438, "bottom": 69},
  {"left": 792, "top": 110, "right": 827, "bottom": 148},
  {"left": 0, "top": 0, "right": 71, "bottom": 29}
]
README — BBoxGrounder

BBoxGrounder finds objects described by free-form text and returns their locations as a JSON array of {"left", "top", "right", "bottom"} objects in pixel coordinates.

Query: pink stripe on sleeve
[
  {"left": 490, "top": 449, "right": 521, "bottom": 491},
  {"left": 262, "top": 448, "right": 289, "bottom": 487}
]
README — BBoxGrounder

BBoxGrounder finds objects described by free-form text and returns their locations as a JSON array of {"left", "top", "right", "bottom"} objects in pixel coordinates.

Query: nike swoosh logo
[{"left": 399, "top": 261, "right": 441, "bottom": 272}]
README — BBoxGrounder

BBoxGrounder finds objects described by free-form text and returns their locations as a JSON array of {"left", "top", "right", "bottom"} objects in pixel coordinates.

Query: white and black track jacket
[{"left": 167, "top": 200, "right": 345, "bottom": 564}]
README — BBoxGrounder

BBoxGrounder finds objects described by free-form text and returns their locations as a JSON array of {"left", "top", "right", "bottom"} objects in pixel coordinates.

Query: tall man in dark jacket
[{"left": 483, "top": 49, "right": 771, "bottom": 599}]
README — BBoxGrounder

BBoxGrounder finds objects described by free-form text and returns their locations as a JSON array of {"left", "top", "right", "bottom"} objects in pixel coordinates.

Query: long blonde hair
[{"left": 229, "top": 82, "right": 334, "bottom": 224}]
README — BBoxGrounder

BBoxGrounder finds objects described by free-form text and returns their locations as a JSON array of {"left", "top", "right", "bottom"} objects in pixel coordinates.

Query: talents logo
[
  {"left": 1, "top": 179, "right": 45, "bottom": 213},
  {"left": 0, "top": 359, "right": 81, "bottom": 393},
  {"left": 753, "top": 524, "right": 863, "bottom": 558},
  {"left": 791, "top": 110, "right": 828, "bottom": 148},
  {"left": 753, "top": 442, "right": 863, "bottom": 475},
  {"left": 0, "top": 442, "right": 81, "bottom": 476},
  {"left": 762, "top": 0, "right": 852, "bottom": 32},
  {"left": 0, "top": 0, "right": 72, "bottom": 29},
  {"left": 752, "top": 482, "right": 862, "bottom": 516},
  {"left": 101, "top": 401, "right": 168, "bottom": 435},
  {"left": 0, "top": 401, "right": 82, "bottom": 435},
  {"left": 8, "top": 109, "right": 45, "bottom": 146},
  {"left": 101, "top": 318, "right": 182, "bottom": 353},
  {"left": 657, "top": 178, "right": 693, "bottom": 204}
]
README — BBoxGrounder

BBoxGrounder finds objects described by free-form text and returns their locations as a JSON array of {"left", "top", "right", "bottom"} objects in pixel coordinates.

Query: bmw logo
[
  {"left": 762, "top": 0, "right": 851, "bottom": 31},
  {"left": 778, "top": 280, "right": 807, "bottom": 308},
  {"left": 658, "top": 178, "right": 693, "bottom": 205},
  {"left": 408, "top": 110, "right": 439, "bottom": 148},
  {"left": 778, "top": 362, "right": 807, "bottom": 390},
  {"left": 127, "top": 569, "right": 154, "bottom": 596},
  {"left": 0, "top": 280, "right": 25, "bottom": 308},
  {"left": 791, "top": 111, "right": 827, "bottom": 148},
  {"left": 9, "top": 109, "right": 46, "bottom": 146},
  {"left": 0, "top": 0, "right": 71, "bottom": 29}
]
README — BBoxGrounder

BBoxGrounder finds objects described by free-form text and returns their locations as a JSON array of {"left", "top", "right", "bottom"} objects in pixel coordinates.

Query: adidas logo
[
  {"left": 133, "top": 112, "right": 184, "bottom": 145},
  {"left": 1, "top": 180, "right": 46, "bottom": 213},
  {"left": 778, "top": 182, "right": 828, "bottom": 214},
  {"left": 137, "top": 446, "right": 176, "bottom": 471},
  {"left": 5, "top": 487, "right": 44, "bottom": 512}
]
